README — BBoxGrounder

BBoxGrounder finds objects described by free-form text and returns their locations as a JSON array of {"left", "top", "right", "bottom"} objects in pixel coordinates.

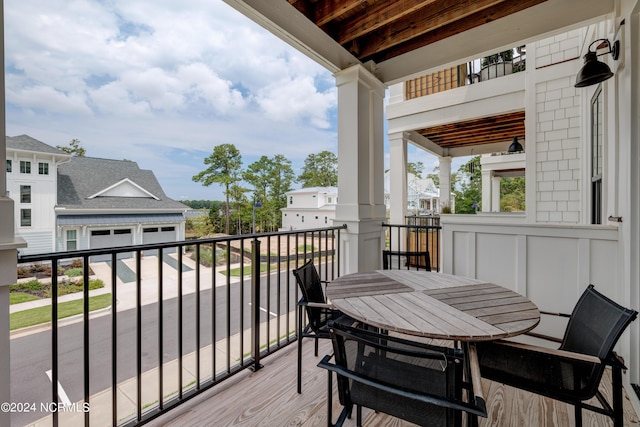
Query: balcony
[
  {"left": 404, "top": 47, "right": 526, "bottom": 100},
  {"left": 9, "top": 221, "right": 639, "bottom": 426}
]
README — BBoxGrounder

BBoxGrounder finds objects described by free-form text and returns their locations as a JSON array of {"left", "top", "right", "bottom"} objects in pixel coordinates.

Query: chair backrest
[
  {"left": 560, "top": 284, "right": 638, "bottom": 359},
  {"left": 293, "top": 259, "right": 327, "bottom": 330},
  {"left": 327, "top": 322, "right": 485, "bottom": 426},
  {"left": 382, "top": 249, "right": 431, "bottom": 271}
]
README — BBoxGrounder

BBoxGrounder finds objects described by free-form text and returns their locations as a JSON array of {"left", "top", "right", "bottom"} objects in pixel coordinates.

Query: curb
[{"left": 9, "top": 304, "right": 114, "bottom": 339}]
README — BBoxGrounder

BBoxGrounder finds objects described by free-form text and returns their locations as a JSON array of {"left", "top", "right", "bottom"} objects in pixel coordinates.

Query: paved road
[{"left": 10, "top": 270, "right": 298, "bottom": 427}]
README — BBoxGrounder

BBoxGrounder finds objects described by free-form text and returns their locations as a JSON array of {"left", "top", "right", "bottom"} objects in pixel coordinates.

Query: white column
[
  {"left": 334, "top": 64, "right": 387, "bottom": 274},
  {"left": 481, "top": 169, "right": 492, "bottom": 212},
  {"left": 388, "top": 132, "right": 408, "bottom": 224},
  {"left": 438, "top": 157, "right": 452, "bottom": 211},
  {"left": 0, "top": 3, "right": 24, "bottom": 424},
  {"left": 491, "top": 176, "right": 501, "bottom": 212}
]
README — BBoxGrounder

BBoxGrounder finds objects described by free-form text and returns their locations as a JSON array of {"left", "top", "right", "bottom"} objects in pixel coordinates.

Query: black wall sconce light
[{"left": 575, "top": 38, "right": 620, "bottom": 87}]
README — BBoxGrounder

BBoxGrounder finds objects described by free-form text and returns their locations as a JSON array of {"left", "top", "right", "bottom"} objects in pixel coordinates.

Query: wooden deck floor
[{"left": 147, "top": 340, "right": 640, "bottom": 427}]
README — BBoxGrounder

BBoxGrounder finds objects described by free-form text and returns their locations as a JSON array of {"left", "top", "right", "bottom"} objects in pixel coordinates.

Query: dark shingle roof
[
  {"left": 6, "top": 135, "right": 70, "bottom": 156},
  {"left": 57, "top": 156, "right": 188, "bottom": 211}
]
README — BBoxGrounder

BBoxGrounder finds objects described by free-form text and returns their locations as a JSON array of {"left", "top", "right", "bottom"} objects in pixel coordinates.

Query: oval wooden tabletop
[{"left": 327, "top": 270, "right": 540, "bottom": 341}]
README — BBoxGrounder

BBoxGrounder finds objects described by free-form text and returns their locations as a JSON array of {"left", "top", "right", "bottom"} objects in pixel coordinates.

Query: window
[
  {"left": 6, "top": 160, "right": 11, "bottom": 173},
  {"left": 144, "top": 227, "right": 159, "bottom": 233},
  {"left": 66, "top": 230, "right": 77, "bottom": 251},
  {"left": 161, "top": 226, "right": 175, "bottom": 232},
  {"left": 38, "top": 162, "right": 49, "bottom": 175},
  {"left": 20, "top": 185, "right": 31, "bottom": 203},
  {"left": 327, "top": 197, "right": 333, "bottom": 203},
  {"left": 591, "top": 86, "right": 603, "bottom": 224},
  {"left": 114, "top": 229, "right": 131, "bottom": 235},
  {"left": 302, "top": 216, "right": 304, "bottom": 223},
  {"left": 20, "top": 209, "right": 31, "bottom": 227},
  {"left": 91, "top": 230, "right": 110, "bottom": 236},
  {"left": 289, "top": 196, "right": 293, "bottom": 205},
  {"left": 20, "top": 161, "right": 31, "bottom": 174}
]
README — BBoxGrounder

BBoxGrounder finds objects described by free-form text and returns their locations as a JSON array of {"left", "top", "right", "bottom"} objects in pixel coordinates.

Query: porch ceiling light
[
  {"left": 575, "top": 39, "right": 620, "bottom": 88},
  {"left": 508, "top": 136, "right": 524, "bottom": 153}
]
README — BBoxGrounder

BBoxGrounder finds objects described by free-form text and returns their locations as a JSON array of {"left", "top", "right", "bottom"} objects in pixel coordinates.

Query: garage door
[
  {"left": 90, "top": 229, "right": 133, "bottom": 261},
  {"left": 142, "top": 226, "right": 177, "bottom": 255}
]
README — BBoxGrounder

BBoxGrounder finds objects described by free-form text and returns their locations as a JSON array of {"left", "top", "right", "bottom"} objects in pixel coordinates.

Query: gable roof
[
  {"left": 57, "top": 156, "right": 188, "bottom": 211},
  {"left": 6, "top": 135, "right": 71, "bottom": 157}
]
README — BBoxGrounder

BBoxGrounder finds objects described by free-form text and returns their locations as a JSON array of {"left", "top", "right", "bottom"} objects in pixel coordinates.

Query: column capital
[{"left": 334, "top": 64, "right": 386, "bottom": 95}]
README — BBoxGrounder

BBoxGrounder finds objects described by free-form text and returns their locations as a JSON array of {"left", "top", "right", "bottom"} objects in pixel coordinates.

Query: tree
[
  {"left": 56, "top": 138, "right": 86, "bottom": 156},
  {"left": 298, "top": 151, "right": 337, "bottom": 187},
  {"left": 407, "top": 161, "right": 425, "bottom": 179},
  {"left": 244, "top": 154, "right": 295, "bottom": 231},
  {"left": 500, "top": 176, "right": 526, "bottom": 211},
  {"left": 453, "top": 156, "right": 482, "bottom": 214},
  {"left": 192, "top": 144, "right": 242, "bottom": 235}
]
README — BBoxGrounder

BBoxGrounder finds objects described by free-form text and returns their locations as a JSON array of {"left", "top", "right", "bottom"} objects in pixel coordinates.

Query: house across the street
[
  {"left": 281, "top": 187, "right": 337, "bottom": 230},
  {"left": 6, "top": 135, "right": 188, "bottom": 256}
]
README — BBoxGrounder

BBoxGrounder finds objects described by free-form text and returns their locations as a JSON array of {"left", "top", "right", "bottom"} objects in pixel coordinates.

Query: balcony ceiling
[
  {"left": 286, "top": 0, "right": 544, "bottom": 65},
  {"left": 225, "top": 0, "right": 614, "bottom": 84},
  {"left": 417, "top": 111, "right": 526, "bottom": 152}
]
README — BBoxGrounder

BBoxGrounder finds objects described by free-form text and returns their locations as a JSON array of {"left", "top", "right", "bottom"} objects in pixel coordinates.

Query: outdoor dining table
[{"left": 326, "top": 270, "right": 540, "bottom": 342}]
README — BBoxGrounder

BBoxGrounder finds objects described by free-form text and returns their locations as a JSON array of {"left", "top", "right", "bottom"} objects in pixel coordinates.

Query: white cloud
[{"left": 4, "top": 0, "right": 340, "bottom": 199}]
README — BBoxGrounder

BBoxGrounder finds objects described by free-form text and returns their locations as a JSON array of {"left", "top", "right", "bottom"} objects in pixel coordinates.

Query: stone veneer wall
[{"left": 533, "top": 30, "right": 583, "bottom": 223}]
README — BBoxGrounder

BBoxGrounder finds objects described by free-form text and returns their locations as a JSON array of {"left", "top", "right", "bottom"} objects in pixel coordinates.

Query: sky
[{"left": 4, "top": 0, "right": 444, "bottom": 201}]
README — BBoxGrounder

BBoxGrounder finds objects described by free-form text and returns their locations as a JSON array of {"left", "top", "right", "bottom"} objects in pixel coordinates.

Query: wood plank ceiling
[
  {"left": 286, "top": 0, "right": 538, "bottom": 152},
  {"left": 418, "top": 112, "right": 525, "bottom": 150},
  {"left": 287, "top": 0, "right": 546, "bottom": 64}
]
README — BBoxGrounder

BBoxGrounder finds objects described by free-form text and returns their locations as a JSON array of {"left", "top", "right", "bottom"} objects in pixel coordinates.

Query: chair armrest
[
  {"left": 467, "top": 344, "right": 486, "bottom": 412},
  {"left": 297, "top": 298, "right": 333, "bottom": 309},
  {"left": 539, "top": 310, "right": 571, "bottom": 318},
  {"left": 492, "top": 340, "right": 601, "bottom": 365},
  {"left": 521, "top": 310, "right": 570, "bottom": 343}
]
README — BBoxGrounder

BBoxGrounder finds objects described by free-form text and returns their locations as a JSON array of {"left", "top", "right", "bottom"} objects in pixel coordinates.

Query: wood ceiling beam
[
  {"left": 313, "top": 0, "right": 370, "bottom": 27},
  {"left": 353, "top": 0, "right": 505, "bottom": 60},
  {"left": 363, "top": 0, "right": 546, "bottom": 63},
  {"left": 332, "top": 0, "right": 439, "bottom": 45}
]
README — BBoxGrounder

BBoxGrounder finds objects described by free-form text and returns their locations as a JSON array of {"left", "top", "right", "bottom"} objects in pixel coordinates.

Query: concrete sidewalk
[{"left": 10, "top": 254, "right": 242, "bottom": 315}]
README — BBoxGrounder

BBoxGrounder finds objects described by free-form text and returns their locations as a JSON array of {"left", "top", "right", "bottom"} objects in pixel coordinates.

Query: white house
[
  {"left": 6, "top": 135, "right": 71, "bottom": 254},
  {"left": 281, "top": 187, "right": 337, "bottom": 230},
  {"left": 384, "top": 171, "right": 440, "bottom": 215},
  {"left": 6, "top": 135, "right": 188, "bottom": 256}
]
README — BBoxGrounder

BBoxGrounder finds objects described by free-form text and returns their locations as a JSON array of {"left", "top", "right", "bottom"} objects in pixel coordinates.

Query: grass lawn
[
  {"left": 9, "top": 292, "right": 41, "bottom": 305},
  {"left": 222, "top": 263, "right": 274, "bottom": 277},
  {"left": 10, "top": 293, "right": 112, "bottom": 331}
]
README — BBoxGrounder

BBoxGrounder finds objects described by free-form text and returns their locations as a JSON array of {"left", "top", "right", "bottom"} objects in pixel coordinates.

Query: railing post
[{"left": 251, "top": 238, "right": 263, "bottom": 371}]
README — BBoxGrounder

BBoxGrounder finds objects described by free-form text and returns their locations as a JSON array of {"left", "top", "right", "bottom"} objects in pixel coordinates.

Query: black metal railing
[
  {"left": 12, "top": 225, "right": 345, "bottom": 427},
  {"left": 383, "top": 222, "right": 441, "bottom": 272}
]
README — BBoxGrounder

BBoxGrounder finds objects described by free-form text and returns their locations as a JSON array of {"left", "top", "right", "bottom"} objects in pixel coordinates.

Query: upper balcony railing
[{"left": 405, "top": 46, "right": 526, "bottom": 100}]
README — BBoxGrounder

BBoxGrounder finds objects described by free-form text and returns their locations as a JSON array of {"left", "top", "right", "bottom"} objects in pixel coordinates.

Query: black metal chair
[
  {"left": 318, "top": 321, "right": 487, "bottom": 427},
  {"left": 477, "top": 284, "right": 637, "bottom": 427},
  {"left": 382, "top": 249, "right": 431, "bottom": 271},
  {"left": 293, "top": 259, "right": 344, "bottom": 394}
]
